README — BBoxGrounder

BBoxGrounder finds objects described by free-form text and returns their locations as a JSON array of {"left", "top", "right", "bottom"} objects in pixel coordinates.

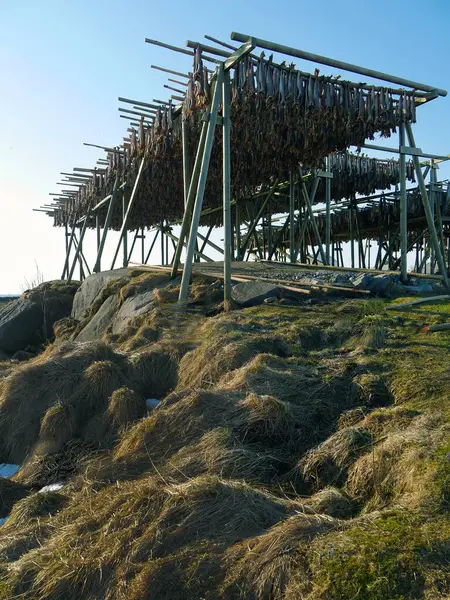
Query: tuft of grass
[
  {"left": 299, "top": 426, "right": 373, "bottom": 489},
  {"left": 8, "top": 491, "right": 66, "bottom": 528}
]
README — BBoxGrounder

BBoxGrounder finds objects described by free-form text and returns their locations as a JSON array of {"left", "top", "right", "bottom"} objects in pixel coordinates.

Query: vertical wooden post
[
  {"left": 325, "top": 155, "right": 331, "bottom": 264},
  {"left": 182, "top": 119, "right": 190, "bottom": 206},
  {"left": 429, "top": 161, "right": 436, "bottom": 274},
  {"left": 222, "top": 68, "right": 232, "bottom": 304},
  {"left": 96, "top": 214, "right": 101, "bottom": 252},
  {"left": 78, "top": 225, "right": 84, "bottom": 281},
  {"left": 399, "top": 122, "right": 408, "bottom": 282},
  {"left": 110, "top": 158, "right": 145, "bottom": 271},
  {"left": 61, "top": 213, "right": 78, "bottom": 280},
  {"left": 69, "top": 209, "right": 91, "bottom": 281},
  {"left": 145, "top": 230, "right": 159, "bottom": 263},
  {"left": 405, "top": 122, "right": 448, "bottom": 287},
  {"left": 289, "top": 172, "right": 295, "bottom": 262},
  {"left": 299, "top": 170, "right": 326, "bottom": 264},
  {"left": 171, "top": 119, "right": 209, "bottom": 278},
  {"left": 179, "top": 66, "right": 224, "bottom": 303},
  {"left": 122, "top": 185, "right": 128, "bottom": 267},
  {"left": 235, "top": 202, "right": 241, "bottom": 261},
  {"left": 94, "top": 174, "right": 120, "bottom": 273},
  {"left": 350, "top": 200, "right": 355, "bottom": 268}
]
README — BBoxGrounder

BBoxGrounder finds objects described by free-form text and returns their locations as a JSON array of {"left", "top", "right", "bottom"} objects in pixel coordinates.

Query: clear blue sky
[{"left": 1, "top": 0, "right": 449, "bottom": 293}]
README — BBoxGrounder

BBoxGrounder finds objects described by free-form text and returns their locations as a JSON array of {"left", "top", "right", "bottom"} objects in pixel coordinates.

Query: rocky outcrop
[
  {"left": 0, "top": 281, "right": 79, "bottom": 354},
  {"left": 112, "top": 290, "right": 155, "bottom": 335},
  {"left": 231, "top": 280, "right": 282, "bottom": 307},
  {"left": 76, "top": 294, "right": 118, "bottom": 342},
  {"left": 0, "top": 300, "right": 42, "bottom": 353},
  {"left": 71, "top": 269, "right": 129, "bottom": 320}
]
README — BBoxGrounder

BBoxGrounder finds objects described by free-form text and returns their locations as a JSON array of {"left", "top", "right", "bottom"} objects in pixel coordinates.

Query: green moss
[
  {"left": 433, "top": 444, "right": 450, "bottom": 511},
  {"left": 312, "top": 513, "right": 450, "bottom": 600}
]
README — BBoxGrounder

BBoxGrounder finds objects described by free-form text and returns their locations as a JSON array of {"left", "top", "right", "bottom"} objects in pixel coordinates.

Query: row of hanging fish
[
  {"left": 320, "top": 152, "right": 416, "bottom": 201},
  {"left": 309, "top": 185, "right": 449, "bottom": 243},
  {"left": 52, "top": 46, "right": 423, "bottom": 230}
]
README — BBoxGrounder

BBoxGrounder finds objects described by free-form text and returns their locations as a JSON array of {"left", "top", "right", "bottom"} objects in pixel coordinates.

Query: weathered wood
[
  {"left": 387, "top": 295, "right": 450, "bottom": 310},
  {"left": 426, "top": 322, "right": 450, "bottom": 332}
]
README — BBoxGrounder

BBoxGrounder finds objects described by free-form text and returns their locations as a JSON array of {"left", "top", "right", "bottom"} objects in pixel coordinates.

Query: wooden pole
[
  {"left": 179, "top": 67, "right": 224, "bottom": 303},
  {"left": 399, "top": 122, "right": 408, "bottom": 282},
  {"left": 289, "top": 172, "right": 295, "bottom": 263},
  {"left": 94, "top": 173, "right": 120, "bottom": 273},
  {"left": 110, "top": 158, "right": 145, "bottom": 270},
  {"left": 223, "top": 67, "right": 232, "bottom": 303},
  {"left": 299, "top": 169, "right": 327, "bottom": 264},
  {"left": 171, "top": 118, "right": 209, "bottom": 278},
  {"left": 405, "top": 122, "right": 448, "bottom": 287},
  {"left": 325, "top": 155, "right": 332, "bottom": 265}
]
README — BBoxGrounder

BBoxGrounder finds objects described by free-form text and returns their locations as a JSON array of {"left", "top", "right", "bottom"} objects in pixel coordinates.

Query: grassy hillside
[{"left": 0, "top": 271, "right": 448, "bottom": 599}]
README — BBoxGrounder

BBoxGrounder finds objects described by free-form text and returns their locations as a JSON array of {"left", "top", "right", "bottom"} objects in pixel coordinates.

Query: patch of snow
[
  {"left": 38, "top": 483, "right": 64, "bottom": 494},
  {"left": 0, "top": 464, "right": 20, "bottom": 478},
  {"left": 146, "top": 398, "right": 160, "bottom": 409}
]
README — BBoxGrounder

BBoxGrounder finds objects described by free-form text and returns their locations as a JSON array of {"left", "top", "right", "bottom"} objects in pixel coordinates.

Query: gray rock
[
  {"left": 76, "top": 294, "right": 118, "bottom": 342},
  {"left": 231, "top": 280, "right": 281, "bottom": 307},
  {"left": 352, "top": 273, "right": 398, "bottom": 297},
  {"left": 112, "top": 290, "right": 155, "bottom": 335},
  {"left": 0, "top": 281, "right": 78, "bottom": 354},
  {"left": 352, "top": 273, "right": 373, "bottom": 289},
  {"left": 71, "top": 269, "right": 129, "bottom": 320},
  {"left": 0, "top": 299, "right": 43, "bottom": 353},
  {"left": 331, "top": 273, "right": 351, "bottom": 285},
  {"left": 401, "top": 283, "right": 434, "bottom": 295}
]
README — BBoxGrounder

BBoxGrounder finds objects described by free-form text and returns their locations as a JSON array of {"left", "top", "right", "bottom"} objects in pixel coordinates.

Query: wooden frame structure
[{"left": 35, "top": 32, "right": 450, "bottom": 297}]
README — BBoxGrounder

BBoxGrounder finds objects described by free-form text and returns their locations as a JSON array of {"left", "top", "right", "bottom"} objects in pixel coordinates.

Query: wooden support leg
[
  {"left": 222, "top": 68, "right": 232, "bottom": 304},
  {"left": 111, "top": 159, "right": 145, "bottom": 270},
  {"left": 94, "top": 174, "right": 120, "bottom": 273},
  {"left": 61, "top": 213, "right": 78, "bottom": 280},
  {"left": 68, "top": 208, "right": 91, "bottom": 281},
  {"left": 405, "top": 122, "right": 448, "bottom": 286},
  {"left": 145, "top": 230, "right": 159, "bottom": 264},
  {"left": 179, "top": 67, "right": 224, "bottom": 303}
]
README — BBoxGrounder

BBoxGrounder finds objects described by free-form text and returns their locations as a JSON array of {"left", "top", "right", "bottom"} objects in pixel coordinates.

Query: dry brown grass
[
  {"left": 127, "top": 341, "right": 186, "bottom": 399},
  {"left": 161, "top": 427, "right": 283, "bottom": 485},
  {"left": 337, "top": 406, "right": 368, "bottom": 429},
  {"left": 119, "top": 272, "right": 169, "bottom": 303},
  {"left": 7, "top": 490, "right": 66, "bottom": 528},
  {"left": 17, "top": 439, "right": 93, "bottom": 487},
  {"left": 222, "top": 512, "right": 339, "bottom": 600},
  {"left": 111, "top": 382, "right": 349, "bottom": 488},
  {"left": 107, "top": 386, "right": 146, "bottom": 428},
  {"left": 34, "top": 401, "right": 77, "bottom": 455},
  {"left": 358, "top": 315, "right": 389, "bottom": 349},
  {"left": 177, "top": 318, "right": 291, "bottom": 389},
  {"left": 299, "top": 426, "right": 373, "bottom": 489},
  {"left": 301, "top": 487, "right": 357, "bottom": 518},
  {"left": 52, "top": 317, "right": 79, "bottom": 341},
  {"left": 1, "top": 475, "right": 299, "bottom": 600},
  {"left": 0, "top": 341, "right": 129, "bottom": 464},
  {"left": 347, "top": 414, "right": 450, "bottom": 510},
  {"left": 351, "top": 372, "right": 392, "bottom": 407},
  {"left": 152, "top": 284, "right": 179, "bottom": 305}
]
